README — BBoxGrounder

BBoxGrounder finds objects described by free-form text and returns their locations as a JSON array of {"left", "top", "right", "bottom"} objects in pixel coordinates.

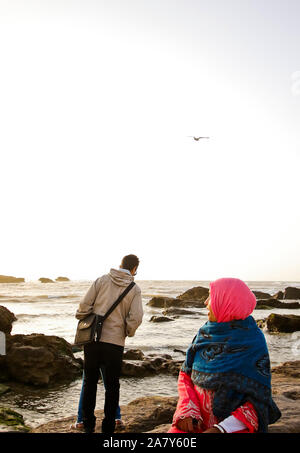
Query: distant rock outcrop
[
  {"left": 55, "top": 277, "right": 70, "bottom": 282},
  {"left": 0, "top": 275, "right": 25, "bottom": 283},
  {"left": 38, "top": 278, "right": 55, "bottom": 283}
]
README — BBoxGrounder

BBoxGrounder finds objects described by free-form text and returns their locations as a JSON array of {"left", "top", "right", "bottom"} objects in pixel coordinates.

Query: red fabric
[
  {"left": 168, "top": 371, "right": 258, "bottom": 433},
  {"left": 210, "top": 278, "right": 257, "bottom": 323}
]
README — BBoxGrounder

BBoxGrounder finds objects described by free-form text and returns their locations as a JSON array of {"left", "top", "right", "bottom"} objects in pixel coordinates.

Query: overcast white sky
[{"left": 1, "top": 0, "right": 300, "bottom": 281}]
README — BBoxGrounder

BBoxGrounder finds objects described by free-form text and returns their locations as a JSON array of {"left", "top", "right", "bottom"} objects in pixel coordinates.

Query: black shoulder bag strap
[{"left": 95, "top": 281, "right": 136, "bottom": 341}]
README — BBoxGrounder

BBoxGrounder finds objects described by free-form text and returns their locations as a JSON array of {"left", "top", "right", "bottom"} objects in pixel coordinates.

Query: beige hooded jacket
[{"left": 75, "top": 269, "right": 143, "bottom": 347}]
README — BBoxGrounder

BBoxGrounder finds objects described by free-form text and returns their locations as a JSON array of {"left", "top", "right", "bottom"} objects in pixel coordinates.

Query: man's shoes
[
  {"left": 115, "top": 419, "right": 125, "bottom": 427},
  {"left": 70, "top": 422, "right": 84, "bottom": 431}
]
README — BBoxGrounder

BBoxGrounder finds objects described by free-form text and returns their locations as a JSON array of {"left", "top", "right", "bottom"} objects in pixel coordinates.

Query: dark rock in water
[
  {"left": 272, "top": 291, "right": 285, "bottom": 300},
  {"left": 252, "top": 291, "right": 271, "bottom": 299},
  {"left": 163, "top": 308, "right": 195, "bottom": 316},
  {"left": 147, "top": 297, "right": 178, "bottom": 308},
  {"left": 39, "top": 278, "right": 55, "bottom": 283},
  {"left": 0, "top": 275, "right": 25, "bottom": 283},
  {"left": 147, "top": 286, "right": 209, "bottom": 309},
  {"left": 0, "top": 306, "right": 17, "bottom": 335},
  {"left": 55, "top": 277, "right": 70, "bottom": 282},
  {"left": 149, "top": 316, "right": 175, "bottom": 323},
  {"left": 176, "top": 286, "right": 209, "bottom": 302},
  {"left": 283, "top": 287, "right": 300, "bottom": 300},
  {"left": 147, "top": 296, "right": 205, "bottom": 309},
  {"left": 266, "top": 314, "right": 300, "bottom": 333},
  {"left": 3, "top": 333, "right": 82, "bottom": 386},
  {"left": 255, "top": 299, "right": 300, "bottom": 309},
  {"left": 123, "top": 349, "right": 145, "bottom": 360}
]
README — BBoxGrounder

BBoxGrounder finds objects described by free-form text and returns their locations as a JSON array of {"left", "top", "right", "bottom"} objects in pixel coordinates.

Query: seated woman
[{"left": 168, "top": 278, "right": 281, "bottom": 433}]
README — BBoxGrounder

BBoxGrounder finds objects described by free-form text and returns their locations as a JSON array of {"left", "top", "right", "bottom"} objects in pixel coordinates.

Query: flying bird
[{"left": 187, "top": 136, "right": 210, "bottom": 141}]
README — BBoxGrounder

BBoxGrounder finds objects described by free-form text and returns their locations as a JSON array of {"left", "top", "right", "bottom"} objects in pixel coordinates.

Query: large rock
[
  {"left": 0, "top": 275, "right": 25, "bottom": 283},
  {"left": 256, "top": 299, "right": 300, "bottom": 309},
  {"left": 2, "top": 333, "right": 82, "bottom": 386},
  {"left": 283, "top": 287, "right": 300, "bottom": 300},
  {"left": 147, "top": 297, "right": 178, "bottom": 308},
  {"left": 147, "top": 297, "right": 205, "bottom": 309},
  {"left": 266, "top": 314, "right": 300, "bottom": 333},
  {"left": 0, "top": 306, "right": 17, "bottom": 335},
  {"left": 176, "top": 286, "right": 209, "bottom": 302},
  {"left": 55, "top": 277, "right": 70, "bottom": 282}
]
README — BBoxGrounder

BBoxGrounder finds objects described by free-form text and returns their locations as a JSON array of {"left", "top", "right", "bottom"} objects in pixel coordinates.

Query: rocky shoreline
[
  {"left": 1, "top": 284, "right": 300, "bottom": 433},
  {"left": 29, "top": 360, "right": 300, "bottom": 433}
]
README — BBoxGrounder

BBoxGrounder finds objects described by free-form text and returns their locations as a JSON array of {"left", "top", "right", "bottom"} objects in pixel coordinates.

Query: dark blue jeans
[
  {"left": 81, "top": 341, "right": 124, "bottom": 433},
  {"left": 77, "top": 370, "right": 121, "bottom": 422}
]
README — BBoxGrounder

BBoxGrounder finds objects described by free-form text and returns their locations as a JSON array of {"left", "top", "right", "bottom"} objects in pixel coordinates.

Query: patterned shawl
[{"left": 182, "top": 316, "right": 281, "bottom": 432}]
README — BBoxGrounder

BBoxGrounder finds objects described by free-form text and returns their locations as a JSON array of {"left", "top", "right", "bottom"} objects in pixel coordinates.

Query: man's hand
[{"left": 176, "top": 417, "right": 202, "bottom": 433}]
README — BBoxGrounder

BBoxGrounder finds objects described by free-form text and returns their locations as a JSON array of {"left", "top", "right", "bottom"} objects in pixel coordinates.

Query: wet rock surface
[
  {"left": 1, "top": 333, "right": 82, "bottom": 386},
  {"left": 121, "top": 349, "right": 182, "bottom": 377},
  {"left": 266, "top": 314, "right": 300, "bottom": 333}
]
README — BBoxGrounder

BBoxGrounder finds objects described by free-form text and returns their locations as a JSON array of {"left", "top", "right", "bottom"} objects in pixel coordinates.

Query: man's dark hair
[{"left": 121, "top": 254, "right": 140, "bottom": 272}]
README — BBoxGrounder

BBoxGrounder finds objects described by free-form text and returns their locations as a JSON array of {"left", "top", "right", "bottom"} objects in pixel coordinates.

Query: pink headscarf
[{"left": 209, "top": 278, "right": 256, "bottom": 323}]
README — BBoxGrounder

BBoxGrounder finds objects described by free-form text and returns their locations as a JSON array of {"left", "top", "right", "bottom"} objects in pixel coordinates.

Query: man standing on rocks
[{"left": 75, "top": 254, "right": 143, "bottom": 434}]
